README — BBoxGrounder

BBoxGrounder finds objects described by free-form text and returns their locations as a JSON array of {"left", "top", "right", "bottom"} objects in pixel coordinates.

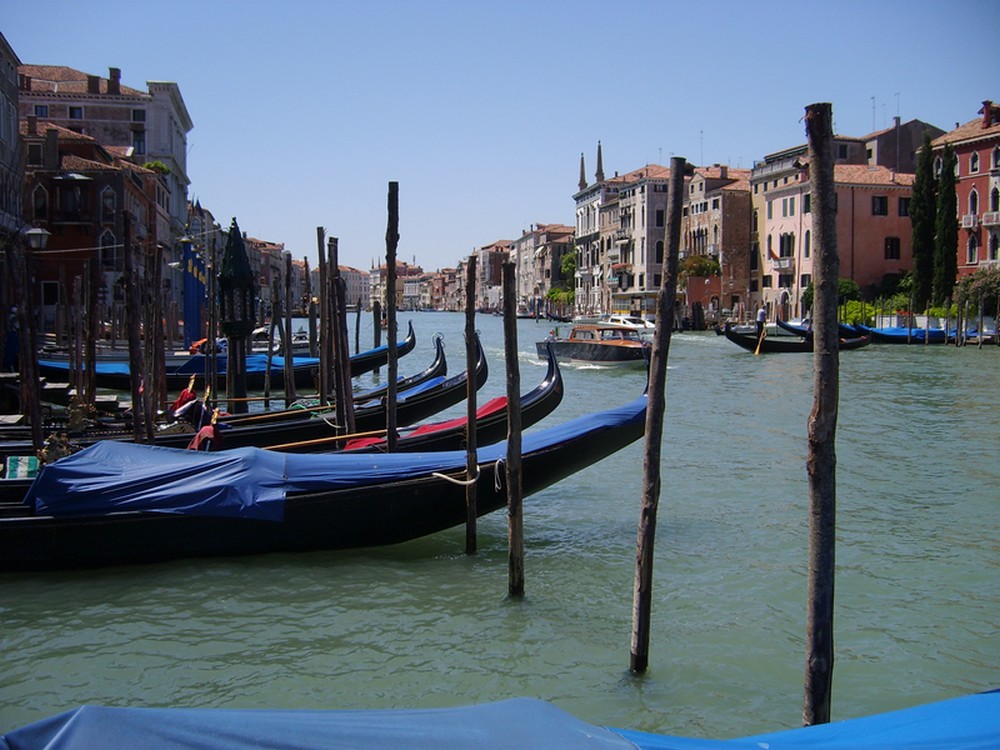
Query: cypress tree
[
  {"left": 909, "top": 132, "right": 936, "bottom": 310},
  {"left": 933, "top": 143, "right": 959, "bottom": 306}
]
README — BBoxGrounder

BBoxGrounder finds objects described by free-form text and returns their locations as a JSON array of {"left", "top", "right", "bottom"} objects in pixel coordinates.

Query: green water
[{"left": 1, "top": 313, "right": 997, "bottom": 738}]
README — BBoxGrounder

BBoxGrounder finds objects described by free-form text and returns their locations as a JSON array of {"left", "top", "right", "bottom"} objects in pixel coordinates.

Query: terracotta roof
[
  {"left": 19, "top": 120, "right": 95, "bottom": 141},
  {"left": 18, "top": 65, "right": 146, "bottom": 96},
  {"left": 931, "top": 108, "right": 1000, "bottom": 147},
  {"left": 606, "top": 164, "right": 671, "bottom": 185},
  {"left": 58, "top": 154, "right": 119, "bottom": 172},
  {"left": 833, "top": 164, "right": 914, "bottom": 187}
]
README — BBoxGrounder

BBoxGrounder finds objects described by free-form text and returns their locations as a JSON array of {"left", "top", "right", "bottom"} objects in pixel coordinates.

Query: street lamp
[{"left": 23, "top": 226, "right": 51, "bottom": 251}]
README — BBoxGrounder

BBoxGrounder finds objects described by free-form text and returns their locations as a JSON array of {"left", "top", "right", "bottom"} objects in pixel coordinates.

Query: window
[
  {"left": 800, "top": 273, "right": 811, "bottom": 288},
  {"left": 655, "top": 240, "right": 663, "bottom": 264},
  {"left": 789, "top": 196, "right": 795, "bottom": 216},
  {"left": 132, "top": 109, "right": 146, "bottom": 122},
  {"left": 778, "top": 274, "right": 794, "bottom": 288},
  {"left": 32, "top": 185, "right": 48, "bottom": 219},
  {"left": 884, "top": 237, "right": 901, "bottom": 260},
  {"left": 655, "top": 209, "right": 664, "bottom": 227},
  {"left": 866, "top": 148, "right": 873, "bottom": 160},
  {"left": 750, "top": 279, "right": 759, "bottom": 292},
  {"left": 68, "top": 106, "right": 83, "bottom": 119},
  {"left": 969, "top": 189, "right": 979, "bottom": 216},
  {"left": 970, "top": 152, "right": 980, "bottom": 174},
  {"left": 967, "top": 234, "right": 979, "bottom": 264},
  {"left": 100, "top": 231, "right": 119, "bottom": 270},
  {"left": 990, "top": 234, "right": 999, "bottom": 262},
  {"left": 804, "top": 230, "right": 811, "bottom": 259},
  {"left": 993, "top": 146, "right": 1000, "bottom": 170},
  {"left": 132, "top": 131, "right": 145, "bottom": 155},
  {"left": 779, "top": 233, "right": 795, "bottom": 258},
  {"left": 991, "top": 187, "right": 999, "bottom": 213},
  {"left": 762, "top": 275, "right": 773, "bottom": 288},
  {"left": 27, "top": 143, "right": 42, "bottom": 165},
  {"left": 899, "top": 197, "right": 910, "bottom": 217},
  {"left": 101, "top": 187, "right": 116, "bottom": 222},
  {"left": 752, "top": 210, "right": 758, "bottom": 233},
  {"left": 767, "top": 201, "right": 773, "bottom": 219},
  {"left": 804, "top": 193, "right": 811, "bottom": 213},
  {"left": 838, "top": 144, "right": 848, "bottom": 159},
  {"left": 34, "top": 104, "right": 48, "bottom": 117},
  {"left": 711, "top": 198, "right": 719, "bottom": 210},
  {"left": 872, "top": 196, "right": 888, "bottom": 216}
]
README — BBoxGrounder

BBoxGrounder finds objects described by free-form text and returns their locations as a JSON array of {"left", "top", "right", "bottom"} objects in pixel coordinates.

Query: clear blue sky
[{"left": 7, "top": 0, "right": 999, "bottom": 272}]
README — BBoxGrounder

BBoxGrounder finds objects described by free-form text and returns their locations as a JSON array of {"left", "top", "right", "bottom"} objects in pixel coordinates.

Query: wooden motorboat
[{"left": 535, "top": 322, "right": 649, "bottom": 365}]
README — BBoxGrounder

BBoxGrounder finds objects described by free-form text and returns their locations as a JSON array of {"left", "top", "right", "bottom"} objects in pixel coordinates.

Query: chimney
[
  {"left": 27, "top": 115, "right": 37, "bottom": 136},
  {"left": 983, "top": 100, "right": 994, "bottom": 128},
  {"left": 108, "top": 67, "right": 121, "bottom": 95},
  {"left": 43, "top": 129, "right": 60, "bottom": 169},
  {"left": 19, "top": 73, "right": 31, "bottom": 91},
  {"left": 87, "top": 75, "right": 100, "bottom": 94},
  {"left": 720, "top": 165, "right": 728, "bottom": 179}
]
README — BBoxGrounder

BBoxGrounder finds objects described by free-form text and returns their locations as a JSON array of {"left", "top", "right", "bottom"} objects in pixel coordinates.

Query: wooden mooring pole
[
  {"left": 464, "top": 254, "right": 478, "bottom": 554},
  {"left": 629, "top": 156, "right": 685, "bottom": 673},
  {"left": 803, "top": 101, "right": 839, "bottom": 726},
  {"left": 384, "top": 182, "right": 399, "bottom": 452},
  {"left": 502, "top": 261, "right": 524, "bottom": 597}
]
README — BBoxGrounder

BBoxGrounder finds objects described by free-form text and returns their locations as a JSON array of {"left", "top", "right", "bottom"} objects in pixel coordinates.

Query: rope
[
  {"left": 493, "top": 458, "right": 505, "bottom": 491},
  {"left": 431, "top": 464, "right": 480, "bottom": 486}
]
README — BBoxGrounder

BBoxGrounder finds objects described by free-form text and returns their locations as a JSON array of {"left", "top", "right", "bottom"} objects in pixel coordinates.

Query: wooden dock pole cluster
[{"left": 629, "top": 156, "right": 686, "bottom": 674}]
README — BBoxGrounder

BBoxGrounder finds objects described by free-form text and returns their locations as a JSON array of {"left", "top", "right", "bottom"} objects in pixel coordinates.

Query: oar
[
  {"left": 223, "top": 403, "right": 335, "bottom": 424},
  {"left": 754, "top": 327, "right": 767, "bottom": 356},
  {"left": 264, "top": 428, "right": 389, "bottom": 451}
]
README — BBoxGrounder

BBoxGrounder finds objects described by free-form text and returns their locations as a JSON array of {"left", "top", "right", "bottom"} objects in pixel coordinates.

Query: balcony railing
[
  {"left": 961, "top": 214, "right": 979, "bottom": 229},
  {"left": 981, "top": 211, "right": 1000, "bottom": 227},
  {"left": 773, "top": 257, "right": 794, "bottom": 271}
]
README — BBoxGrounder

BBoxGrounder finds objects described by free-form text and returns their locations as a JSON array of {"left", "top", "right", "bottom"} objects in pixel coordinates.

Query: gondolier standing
[{"left": 756, "top": 303, "right": 767, "bottom": 339}]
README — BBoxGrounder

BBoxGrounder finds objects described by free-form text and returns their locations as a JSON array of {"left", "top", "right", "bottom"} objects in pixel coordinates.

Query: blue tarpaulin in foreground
[{"left": 1, "top": 693, "right": 997, "bottom": 750}]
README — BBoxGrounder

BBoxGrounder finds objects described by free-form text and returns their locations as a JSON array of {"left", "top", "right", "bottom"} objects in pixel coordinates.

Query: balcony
[
  {"left": 961, "top": 214, "right": 979, "bottom": 229},
  {"left": 773, "top": 257, "right": 794, "bottom": 271},
  {"left": 982, "top": 211, "right": 1000, "bottom": 227}
]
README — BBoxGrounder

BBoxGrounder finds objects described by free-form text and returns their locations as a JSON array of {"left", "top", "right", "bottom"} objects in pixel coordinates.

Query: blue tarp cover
[
  {"left": 23, "top": 396, "right": 647, "bottom": 521},
  {"left": 2, "top": 693, "right": 997, "bottom": 750}
]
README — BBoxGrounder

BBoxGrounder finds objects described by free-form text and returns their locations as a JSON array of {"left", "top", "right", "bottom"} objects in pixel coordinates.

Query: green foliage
[
  {"left": 933, "top": 143, "right": 958, "bottom": 306},
  {"left": 143, "top": 160, "right": 171, "bottom": 175},
  {"left": 546, "top": 287, "right": 575, "bottom": 307},
  {"left": 679, "top": 255, "right": 720, "bottom": 281},
  {"left": 909, "top": 132, "right": 936, "bottom": 310},
  {"left": 801, "top": 278, "right": 861, "bottom": 311},
  {"left": 955, "top": 265, "right": 1000, "bottom": 316},
  {"left": 842, "top": 299, "right": 873, "bottom": 325},
  {"left": 560, "top": 250, "right": 577, "bottom": 281}
]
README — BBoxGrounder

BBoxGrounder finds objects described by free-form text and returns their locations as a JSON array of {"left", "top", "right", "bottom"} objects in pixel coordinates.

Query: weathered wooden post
[
  {"left": 317, "top": 227, "right": 330, "bottom": 405},
  {"left": 502, "top": 261, "right": 524, "bottom": 596},
  {"left": 384, "top": 182, "right": 399, "bottom": 452},
  {"left": 630, "top": 156, "right": 685, "bottom": 673},
  {"left": 15, "top": 227, "right": 50, "bottom": 451},
  {"left": 464, "top": 254, "right": 478, "bottom": 554},
  {"left": 329, "top": 237, "right": 355, "bottom": 433},
  {"left": 218, "top": 218, "right": 256, "bottom": 415},
  {"left": 803, "top": 101, "right": 839, "bottom": 726},
  {"left": 283, "top": 251, "right": 297, "bottom": 402},
  {"left": 123, "top": 212, "right": 147, "bottom": 441}
]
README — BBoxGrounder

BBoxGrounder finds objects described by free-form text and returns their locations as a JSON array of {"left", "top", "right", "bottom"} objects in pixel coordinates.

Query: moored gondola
[{"left": 0, "top": 386, "right": 646, "bottom": 570}]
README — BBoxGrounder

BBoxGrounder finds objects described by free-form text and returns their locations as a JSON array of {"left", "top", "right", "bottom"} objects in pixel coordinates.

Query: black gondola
[
  {"left": 722, "top": 323, "right": 871, "bottom": 353},
  {"left": 0, "top": 388, "right": 646, "bottom": 570},
  {"left": 35, "top": 321, "right": 418, "bottom": 392}
]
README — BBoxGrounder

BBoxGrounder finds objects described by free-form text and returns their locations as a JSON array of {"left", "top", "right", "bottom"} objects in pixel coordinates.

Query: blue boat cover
[
  {"left": 2, "top": 692, "right": 997, "bottom": 750},
  {"left": 23, "top": 396, "right": 647, "bottom": 521}
]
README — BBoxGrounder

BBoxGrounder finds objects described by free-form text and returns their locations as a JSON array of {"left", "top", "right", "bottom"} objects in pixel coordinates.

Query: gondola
[
  {"left": 343, "top": 340, "right": 563, "bottom": 453},
  {"left": 851, "top": 322, "right": 948, "bottom": 344},
  {"left": 775, "top": 318, "right": 861, "bottom": 339},
  {"left": 0, "top": 387, "right": 646, "bottom": 570},
  {"left": 722, "top": 323, "right": 871, "bottom": 353},
  {"left": 0, "top": 335, "right": 487, "bottom": 465},
  {"left": 35, "top": 321, "right": 418, "bottom": 392}
]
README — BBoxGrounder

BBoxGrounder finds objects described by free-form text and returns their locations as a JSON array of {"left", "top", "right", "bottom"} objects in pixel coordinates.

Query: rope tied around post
[{"left": 431, "top": 463, "right": 480, "bottom": 486}]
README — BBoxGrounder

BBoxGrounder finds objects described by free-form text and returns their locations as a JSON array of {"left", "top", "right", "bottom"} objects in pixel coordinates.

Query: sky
[{"left": 6, "top": 0, "right": 999, "bottom": 272}]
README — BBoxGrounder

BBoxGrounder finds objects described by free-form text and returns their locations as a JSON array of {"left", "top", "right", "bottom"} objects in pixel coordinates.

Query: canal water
[{"left": 1, "top": 312, "right": 997, "bottom": 738}]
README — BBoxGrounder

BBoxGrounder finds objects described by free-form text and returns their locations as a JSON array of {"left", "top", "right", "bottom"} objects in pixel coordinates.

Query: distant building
[
  {"left": 931, "top": 100, "right": 1000, "bottom": 277},
  {"left": 18, "top": 64, "right": 193, "bottom": 240},
  {"left": 0, "top": 32, "right": 21, "bottom": 242}
]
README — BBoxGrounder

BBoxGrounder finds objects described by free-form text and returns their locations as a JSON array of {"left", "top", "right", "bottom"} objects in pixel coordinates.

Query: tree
[
  {"left": 932, "top": 143, "right": 958, "bottom": 306},
  {"left": 679, "top": 255, "right": 720, "bottom": 281},
  {"left": 909, "top": 132, "right": 936, "bottom": 310}
]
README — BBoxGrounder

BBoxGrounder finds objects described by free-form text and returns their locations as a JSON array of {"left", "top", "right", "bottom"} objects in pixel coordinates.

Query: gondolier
[{"left": 756, "top": 304, "right": 767, "bottom": 338}]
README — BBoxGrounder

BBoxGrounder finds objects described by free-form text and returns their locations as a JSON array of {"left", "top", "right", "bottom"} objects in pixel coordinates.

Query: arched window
[
  {"left": 99, "top": 230, "right": 120, "bottom": 271},
  {"left": 934, "top": 155, "right": 943, "bottom": 177},
  {"left": 32, "top": 184, "right": 48, "bottom": 219},
  {"left": 990, "top": 234, "right": 1000, "bottom": 262},
  {"left": 101, "top": 187, "right": 116, "bottom": 222},
  {"left": 993, "top": 146, "right": 1000, "bottom": 169},
  {"left": 991, "top": 187, "right": 999, "bottom": 213},
  {"left": 655, "top": 240, "right": 663, "bottom": 264},
  {"left": 969, "top": 189, "right": 979, "bottom": 216},
  {"left": 966, "top": 234, "right": 979, "bottom": 264},
  {"left": 970, "top": 152, "right": 980, "bottom": 174},
  {"left": 751, "top": 210, "right": 758, "bottom": 233}
]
